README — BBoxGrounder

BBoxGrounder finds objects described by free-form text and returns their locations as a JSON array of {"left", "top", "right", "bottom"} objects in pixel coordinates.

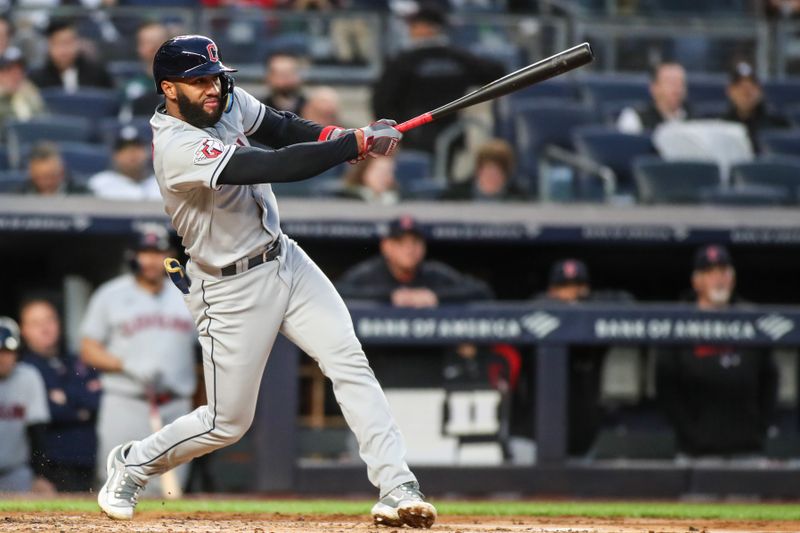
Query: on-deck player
[{"left": 96, "top": 35, "right": 436, "bottom": 529}]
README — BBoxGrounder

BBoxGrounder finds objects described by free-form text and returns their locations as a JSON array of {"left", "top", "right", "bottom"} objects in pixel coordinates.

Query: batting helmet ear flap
[{"left": 222, "top": 72, "right": 235, "bottom": 112}]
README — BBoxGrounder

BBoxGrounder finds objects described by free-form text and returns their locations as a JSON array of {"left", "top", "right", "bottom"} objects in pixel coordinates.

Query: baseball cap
[
  {"left": 406, "top": 3, "right": 447, "bottom": 27},
  {"left": 383, "top": 215, "right": 426, "bottom": 239},
  {"left": 0, "top": 47, "right": 24, "bottom": 70},
  {"left": 548, "top": 259, "right": 590, "bottom": 287},
  {"left": 134, "top": 226, "right": 171, "bottom": 252},
  {"left": 0, "top": 317, "right": 20, "bottom": 352},
  {"left": 694, "top": 244, "right": 733, "bottom": 271},
  {"left": 730, "top": 61, "right": 758, "bottom": 84},
  {"left": 114, "top": 125, "right": 145, "bottom": 151}
]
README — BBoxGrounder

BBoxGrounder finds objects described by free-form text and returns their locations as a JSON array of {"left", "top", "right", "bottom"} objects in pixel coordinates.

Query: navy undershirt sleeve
[{"left": 217, "top": 134, "right": 358, "bottom": 186}]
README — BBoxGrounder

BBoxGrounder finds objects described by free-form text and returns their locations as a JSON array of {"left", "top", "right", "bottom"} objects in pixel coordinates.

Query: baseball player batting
[{"left": 96, "top": 35, "right": 435, "bottom": 529}]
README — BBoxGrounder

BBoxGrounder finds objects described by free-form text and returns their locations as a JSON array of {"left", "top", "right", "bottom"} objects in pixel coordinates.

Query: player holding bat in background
[{"left": 95, "top": 35, "right": 437, "bottom": 529}]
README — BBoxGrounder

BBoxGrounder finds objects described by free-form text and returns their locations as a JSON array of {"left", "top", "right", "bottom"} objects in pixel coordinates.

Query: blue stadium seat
[
  {"left": 40, "top": 88, "right": 121, "bottom": 119},
  {"left": 687, "top": 75, "right": 727, "bottom": 106},
  {"left": 764, "top": 79, "right": 800, "bottom": 112},
  {"left": 579, "top": 74, "right": 650, "bottom": 111},
  {"left": 0, "top": 169, "right": 25, "bottom": 193},
  {"left": 730, "top": 157, "right": 800, "bottom": 204},
  {"left": 513, "top": 101, "right": 596, "bottom": 180},
  {"left": 598, "top": 99, "right": 649, "bottom": 124},
  {"left": 759, "top": 130, "right": 800, "bottom": 157},
  {"left": 469, "top": 43, "right": 523, "bottom": 72},
  {"left": 632, "top": 157, "right": 721, "bottom": 204},
  {"left": 394, "top": 150, "right": 433, "bottom": 185},
  {"left": 55, "top": 142, "right": 112, "bottom": 182},
  {"left": 692, "top": 100, "right": 728, "bottom": 119},
  {"left": 494, "top": 81, "right": 581, "bottom": 139},
  {"left": 785, "top": 104, "right": 800, "bottom": 127},
  {"left": 6, "top": 116, "right": 93, "bottom": 147},
  {"left": 0, "top": 145, "right": 10, "bottom": 170},
  {"left": 573, "top": 126, "right": 656, "bottom": 195}
]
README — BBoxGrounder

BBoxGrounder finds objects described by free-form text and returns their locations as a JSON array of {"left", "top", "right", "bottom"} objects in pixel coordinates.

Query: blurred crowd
[{"left": 0, "top": 2, "right": 796, "bottom": 203}]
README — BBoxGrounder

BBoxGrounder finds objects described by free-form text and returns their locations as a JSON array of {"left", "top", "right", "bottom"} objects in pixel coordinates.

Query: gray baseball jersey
[
  {"left": 122, "top": 87, "right": 416, "bottom": 499},
  {"left": 151, "top": 87, "right": 280, "bottom": 277},
  {"left": 0, "top": 362, "right": 49, "bottom": 471},
  {"left": 81, "top": 274, "right": 197, "bottom": 397}
]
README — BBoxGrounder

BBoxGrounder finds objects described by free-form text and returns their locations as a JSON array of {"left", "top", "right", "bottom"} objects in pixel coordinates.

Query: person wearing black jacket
[
  {"left": 720, "top": 61, "right": 790, "bottom": 153},
  {"left": 19, "top": 299, "right": 101, "bottom": 492},
  {"left": 656, "top": 245, "right": 778, "bottom": 457},
  {"left": 617, "top": 62, "right": 692, "bottom": 134},
  {"left": 337, "top": 215, "right": 494, "bottom": 305},
  {"left": 371, "top": 4, "right": 504, "bottom": 156},
  {"left": 30, "top": 19, "right": 113, "bottom": 92}
]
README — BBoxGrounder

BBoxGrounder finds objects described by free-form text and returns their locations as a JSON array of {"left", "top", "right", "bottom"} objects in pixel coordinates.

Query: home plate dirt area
[{"left": 2, "top": 512, "right": 800, "bottom": 533}]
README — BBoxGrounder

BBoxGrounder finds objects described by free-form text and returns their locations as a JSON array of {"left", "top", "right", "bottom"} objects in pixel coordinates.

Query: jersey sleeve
[
  {"left": 21, "top": 365, "right": 50, "bottom": 425},
  {"left": 81, "top": 286, "right": 111, "bottom": 343},
  {"left": 234, "top": 87, "right": 267, "bottom": 136},
  {"left": 160, "top": 133, "right": 237, "bottom": 192}
]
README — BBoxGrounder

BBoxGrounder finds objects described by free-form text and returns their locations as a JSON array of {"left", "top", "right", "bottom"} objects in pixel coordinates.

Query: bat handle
[{"left": 396, "top": 112, "right": 434, "bottom": 133}]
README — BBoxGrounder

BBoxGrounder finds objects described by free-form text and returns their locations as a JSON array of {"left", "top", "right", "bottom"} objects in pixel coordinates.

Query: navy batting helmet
[
  {"left": 0, "top": 317, "right": 20, "bottom": 352},
  {"left": 152, "top": 35, "right": 237, "bottom": 98}
]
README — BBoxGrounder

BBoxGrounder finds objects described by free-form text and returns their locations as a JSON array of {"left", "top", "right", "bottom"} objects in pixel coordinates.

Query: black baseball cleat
[{"left": 371, "top": 481, "right": 437, "bottom": 528}]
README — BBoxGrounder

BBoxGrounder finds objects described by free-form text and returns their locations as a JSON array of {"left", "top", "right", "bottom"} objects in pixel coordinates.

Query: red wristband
[{"left": 318, "top": 125, "right": 342, "bottom": 141}]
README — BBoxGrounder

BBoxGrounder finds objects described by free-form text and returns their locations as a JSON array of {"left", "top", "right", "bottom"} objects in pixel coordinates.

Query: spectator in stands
[
  {"left": 656, "top": 245, "right": 778, "bottom": 457},
  {"left": 443, "top": 139, "right": 526, "bottom": 201},
  {"left": 721, "top": 61, "right": 790, "bottom": 153},
  {"left": 31, "top": 19, "right": 113, "bottom": 93},
  {"left": 123, "top": 21, "right": 170, "bottom": 117},
  {"left": 19, "top": 299, "right": 101, "bottom": 492},
  {"left": 262, "top": 52, "right": 306, "bottom": 116},
  {"left": 0, "top": 317, "right": 53, "bottom": 493},
  {"left": 371, "top": 3, "right": 504, "bottom": 155},
  {"left": 18, "top": 142, "right": 87, "bottom": 195},
  {"left": 0, "top": 46, "right": 45, "bottom": 130},
  {"left": 532, "top": 259, "right": 609, "bottom": 455},
  {"left": 339, "top": 155, "right": 399, "bottom": 204},
  {"left": 617, "top": 62, "right": 692, "bottom": 134},
  {"left": 300, "top": 86, "right": 341, "bottom": 128},
  {"left": 88, "top": 126, "right": 159, "bottom": 201},
  {"left": 0, "top": 16, "right": 14, "bottom": 57},
  {"left": 337, "top": 215, "right": 493, "bottom": 305}
]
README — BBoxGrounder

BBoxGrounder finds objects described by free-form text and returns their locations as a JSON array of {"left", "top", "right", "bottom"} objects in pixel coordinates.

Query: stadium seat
[
  {"left": 687, "top": 75, "right": 727, "bottom": 106},
  {"left": 469, "top": 43, "right": 523, "bottom": 72},
  {"left": 730, "top": 157, "right": 800, "bottom": 204},
  {"left": 40, "top": 88, "right": 121, "bottom": 119},
  {"left": 494, "top": 81, "right": 581, "bottom": 139},
  {"left": 6, "top": 116, "right": 92, "bottom": 146},
  {"left": 632, "top": 157, "right": 721, "bottom": 204},
  {"left": 573, "top": 126, "right": 657, "bottom": 195},
  {"left": 764, "top": 79, "right": 800, "bottom": 111},
  {"left": 759, "top": 130, "right": 800, "bottom": 157},
  {"left": 0, "top": 169, "right": 26, "bottom": 193},
  {"left": 579, "top": 74, "right": 650, "bottom": 111},
  {"left": 699, "top": 183, "right": 787, "bottom": 206},
  {"left": 394, "top": 150, "right": 433, "bottom": 185},
  {"left": 692, "top": 100, "right": 728, "bottom": 119},
  {"left": 513, "top": 101, "right": 596, "bottom": 180},
  {"left": 54, "top": 142, "right": 112, "bottom": 182}
]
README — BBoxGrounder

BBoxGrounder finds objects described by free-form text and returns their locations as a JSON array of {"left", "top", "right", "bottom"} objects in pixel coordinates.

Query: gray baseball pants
[{"left": 123, "top": 235, "right": 416, "bottom": 496}]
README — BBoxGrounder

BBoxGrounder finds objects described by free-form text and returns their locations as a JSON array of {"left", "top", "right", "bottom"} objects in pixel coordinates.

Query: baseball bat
[
  {"left": 146, "top": 388, "right": 183, "bottom": 500},
  {"left": 396, "top": 42, "right": 594, "bottom": 133}
]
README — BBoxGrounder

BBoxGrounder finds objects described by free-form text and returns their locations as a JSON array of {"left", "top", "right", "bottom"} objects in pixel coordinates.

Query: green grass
[{"left": 1, "top": 499, "right": 800, "bottom": 521}]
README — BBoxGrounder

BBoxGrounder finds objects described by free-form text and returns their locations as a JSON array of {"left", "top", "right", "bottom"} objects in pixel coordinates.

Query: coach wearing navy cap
[
  {"left": 656, "top": 244, "right": 778, "bottom": 457},
  {"left": 337, "top": 215, "right": 492, "bottom": 306}
]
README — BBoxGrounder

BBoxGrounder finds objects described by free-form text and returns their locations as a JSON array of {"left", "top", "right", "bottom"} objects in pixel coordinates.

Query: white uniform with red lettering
[
  {"left": 81, "top": 274, "right": 196, "bottom": 494},
  {"left": 117, "top": 86, "right": 416, "bottom": 497}
]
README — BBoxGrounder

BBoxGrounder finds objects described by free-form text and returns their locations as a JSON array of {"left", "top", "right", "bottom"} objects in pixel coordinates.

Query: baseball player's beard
[{"left": 176, "top": 90, "right": 224, "bottom": 129}]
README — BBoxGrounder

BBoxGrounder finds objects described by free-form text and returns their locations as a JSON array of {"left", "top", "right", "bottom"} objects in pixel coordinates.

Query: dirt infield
[{"left": 2, "top": 512, "right": 800, "bottom": 533}]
